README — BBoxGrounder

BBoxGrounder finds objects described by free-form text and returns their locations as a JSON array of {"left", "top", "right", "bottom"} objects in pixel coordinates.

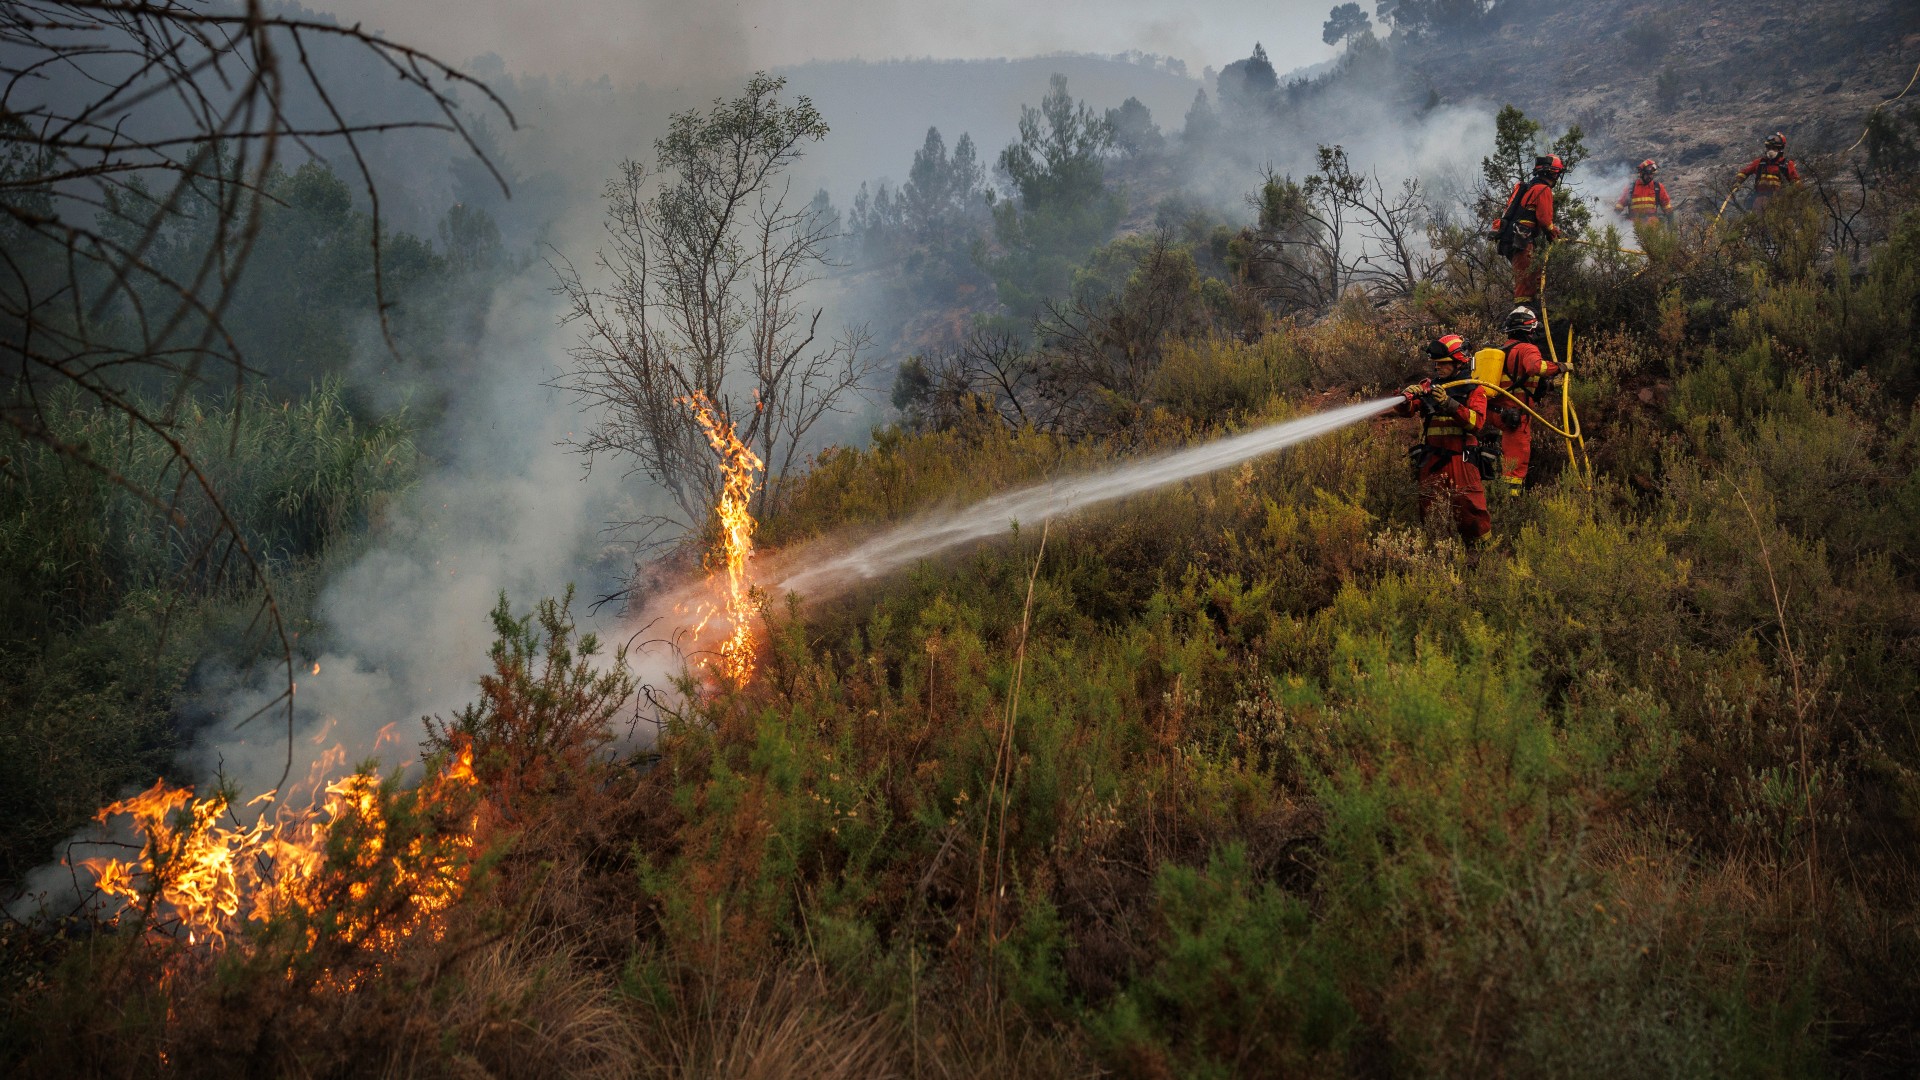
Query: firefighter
[
  {"left": 1492, "top": 155, "right": 1568, "bottom": 311},
  {"left": 1736, "top": 132, "right": 1800, "bottom": 212},
  {"left": 1385, "top": 335, "right": 1493, "bottom": 543},
  {"left": 1488, "top": 307, "right": 1564, "bottom": 498},
  {"left": 1614, "top": 158, "right": 1671, "bottom": 227}
]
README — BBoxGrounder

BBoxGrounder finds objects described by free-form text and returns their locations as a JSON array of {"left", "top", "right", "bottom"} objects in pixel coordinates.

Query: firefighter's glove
[{"left": 1422, "top": 389, "right": 1452, "bottom": 415}]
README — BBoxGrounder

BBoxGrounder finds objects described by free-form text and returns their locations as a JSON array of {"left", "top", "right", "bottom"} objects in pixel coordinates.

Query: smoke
[
  {"left": 198, "top": 270, "right": 638, "bottom": 799},
  {"left": 1170, "top": 63, "right": 1502, "bottom": 225},
  {"left": 311, "top": 0, "right": 1337, "bottom": 88},
  {"left": 7, "top": 211, "right": 652, "bottom": 917}
]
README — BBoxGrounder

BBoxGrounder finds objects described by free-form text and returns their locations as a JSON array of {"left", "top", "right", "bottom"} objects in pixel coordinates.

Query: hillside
[
  {"left": 1427, "top": 0, "right": 1920, "bottom": 209},
  {"left": 6, "top": 2, "right": 1920, "bottom": 1077}
]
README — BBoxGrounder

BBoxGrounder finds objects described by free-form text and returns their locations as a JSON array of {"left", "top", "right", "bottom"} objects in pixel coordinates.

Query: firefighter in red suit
[
  {"left": 1489, "top": 307, "right": 1564, "bottom": 498},
  {"left": 1493, "top": 155, "right": 1567, "bottom": 309},
  {"left": 1386, "top": 335, "right": 1493, "bottom": 542},
  {"left": 1615, "top": 158, "right": 1671, "bottom": 227},
  {"left": 1737, "top": 133, "right": 1800, "bottom": 212}
]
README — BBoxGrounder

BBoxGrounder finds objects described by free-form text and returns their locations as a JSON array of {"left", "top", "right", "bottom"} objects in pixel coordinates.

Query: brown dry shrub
[
  {"left": 391, "top": 936, "right": 644, "bottom": 1079},
  {"left": 638, "top": 969, "right": 899, "bottom": 1080},
  {"left": 1294, "top": 293, "right": 1430, "bottom": 393}
]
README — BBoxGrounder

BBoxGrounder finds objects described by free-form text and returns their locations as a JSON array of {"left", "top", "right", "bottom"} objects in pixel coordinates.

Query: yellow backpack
[{"left": 1472, "top": 347, "right": 1507, "bottom": 393}]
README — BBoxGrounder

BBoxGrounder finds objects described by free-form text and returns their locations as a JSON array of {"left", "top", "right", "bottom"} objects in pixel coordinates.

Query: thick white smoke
[
  {"left": 198, "top": 268, "right": 641, "bottom": 799},
  {"left": 7, "top": 232, "right": 654, "bottom": 917}
]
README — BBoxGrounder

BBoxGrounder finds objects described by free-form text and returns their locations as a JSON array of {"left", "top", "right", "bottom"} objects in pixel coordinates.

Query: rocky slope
[{"left": 1428, "top": 0, "right": 1918, "bottom": 210}]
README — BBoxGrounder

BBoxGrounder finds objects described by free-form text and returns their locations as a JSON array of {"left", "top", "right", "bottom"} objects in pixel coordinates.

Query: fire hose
[
  {"left": 1429, "top": 241, "right": 1593, "bottom": 489},
  {"left": 1714, "top": 57, "right": 1920, "bottom": 231},
  {"left": 1534, "top": 243, "right": 1593, "bottom": 484},
  {"left": 1841, "top": 57, "right": 1920, "bottom": 158},
  {"left": 1711, "top": 178, "right": 1746, "bottom": 229},
  {"left": 1436, "top": 369, "right": 1592, "bottom": 491}
]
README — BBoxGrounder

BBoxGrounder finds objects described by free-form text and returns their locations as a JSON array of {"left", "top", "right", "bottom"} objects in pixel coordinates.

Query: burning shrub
[
  {"left": 66, "top": 741, "right": 484, "bottom": 969},
  {"left": 424, "top": 587, "right": 634, "bottom": 814}
]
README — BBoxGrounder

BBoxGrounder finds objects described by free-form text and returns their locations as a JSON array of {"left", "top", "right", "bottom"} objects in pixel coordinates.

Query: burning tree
[{"left": 557, "top": 74, "right": 875, "bottom": 541}]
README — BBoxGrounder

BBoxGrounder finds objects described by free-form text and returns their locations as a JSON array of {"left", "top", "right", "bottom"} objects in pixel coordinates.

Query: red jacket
[
  {"left": 1740, "top": 155, "right": 1799, "bottom": 193},
  {"left": 1616, "top": 179, "right": 1670, "bottom": 220},
  {"left": 1392, "top": 384, "right": 1489, "bottom": 452},
  {"left": 1502, "top": 339, "right": 1562, "bottom": 401},
  {"left": 1498, "top": 180, "right": 1558, "bottom": 240}
]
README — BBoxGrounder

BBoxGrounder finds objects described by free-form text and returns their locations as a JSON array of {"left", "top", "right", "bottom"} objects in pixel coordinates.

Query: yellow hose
[
  {"left": 1436, "top": 377, "right": 1570, "bottom": 435},
  {"left": 1841, "top": 57, "right": 1920, "bottom": 158},
  {"left": 1537, "top": 245, "right": 1590, "bottom": 482},
  {"left": 1711, "top": 179, "right": 1745, "bottom": 230},
  {"left": 1435, "top": 375, "right": 1592, "bottom": 489},
  {"left": 1439, "top": 242, "right": 1593, "bottom": 489}
]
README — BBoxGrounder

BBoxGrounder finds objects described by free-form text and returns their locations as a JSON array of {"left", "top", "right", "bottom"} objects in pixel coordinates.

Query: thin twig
[
  {"left": 1733, "top": 483, "right": 1819, "bottom": 913},
  {"left": 976, "top": 516, "right": 1049, "bottom": 941}
]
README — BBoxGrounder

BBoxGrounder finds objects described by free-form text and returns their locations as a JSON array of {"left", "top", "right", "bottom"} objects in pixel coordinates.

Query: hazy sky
[{"left": 317, "top": 0, "right": 1342, "bottom": 84}]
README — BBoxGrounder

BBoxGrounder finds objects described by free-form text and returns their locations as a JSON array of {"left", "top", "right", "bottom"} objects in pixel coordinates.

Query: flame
[
  {"left": 78, "top": 781, "right": 262, "bottom": 945},
  {"left": 686, "top": 393, "right": 764, "bottom": 683},
  {"left": 72, "top": 743, "right": 480, "bottom": 960}
]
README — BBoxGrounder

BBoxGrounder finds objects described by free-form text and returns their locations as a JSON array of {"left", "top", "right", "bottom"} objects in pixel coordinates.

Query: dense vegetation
[
  {"left": 7, "top": 8, "right": 1920, "bottom": 1073},
  {"left": 0, "top": 384, "right": 416, "bottom": 883},
  {"left": 0, "top": 155, "right": 503, "bottom": 881},
  {"left": 9, "top": 145, "right": 1919, "bottom": 1075}
]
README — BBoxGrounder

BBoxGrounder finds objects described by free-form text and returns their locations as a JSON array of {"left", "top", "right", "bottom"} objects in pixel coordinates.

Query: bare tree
[
  {"left": 1808, "top": 161, "right": 1873, "bottom": 265},
  {"left": 1313, "top": 145, "right": 1435, "bottom": 300},
  {"left": 1238, "top": 145, "right": 1434, "bottom": 314},
  {"left": 1036, "top": 232, "right": 1209, "bottom": 437},
  {"left": 1240, "top": 165, "right": 1348, "bottom": 313},
  {"left": 556, "top": 74, "right": 875, "bottom": 537},
  {"left": 1, "top": 1, "right": 510, "bottom": 784},
  {"left": 894, "top": 329, "right": 1052, "bottom": 433}
]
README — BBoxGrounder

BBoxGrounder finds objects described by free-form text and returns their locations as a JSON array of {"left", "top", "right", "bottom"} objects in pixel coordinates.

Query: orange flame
[
  {"left": 72, "top": 743, "right": 480, "bottom": 958},
  {"left": 686, "top": 393, "right": 764, "bottom": 684},
  {"left": 78, "top": 782, "right": 259, "bottom": 944}
]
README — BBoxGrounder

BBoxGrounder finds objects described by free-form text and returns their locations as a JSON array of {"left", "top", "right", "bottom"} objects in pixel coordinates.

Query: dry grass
[
  {"left": 388, "top": 935, "right": 644, "bottom": 1080},
  {"left": 640, "top": 970, "right": 899, "bottom": 1080}
]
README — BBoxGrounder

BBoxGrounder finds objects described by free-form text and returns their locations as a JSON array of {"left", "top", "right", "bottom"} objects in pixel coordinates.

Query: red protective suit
[
  {"left": 1489, "top": 337, "right": 1563, "bottom": 497},
  {"left": 1739, "top": 155, "right": 1800, "bottom": 210},
  {"left": 1391, "top": 383, "right": 1492, "bottom": 540},
  {"left": 1616, "top": 179, "right": 1671, "bottom": 226},
  {"left": 1497, "top": 180, "right": 1558, "bottom": 305}
]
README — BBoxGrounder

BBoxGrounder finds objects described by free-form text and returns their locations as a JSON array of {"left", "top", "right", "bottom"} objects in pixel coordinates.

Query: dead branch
[{"left": 1, "top": 1, "right": 511, "bottom": 789}]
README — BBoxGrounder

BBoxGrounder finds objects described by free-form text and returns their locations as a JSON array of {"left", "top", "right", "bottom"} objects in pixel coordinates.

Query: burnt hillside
[{"left": 1415, "top": 0, "right": 1918, "bottom": 208}]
